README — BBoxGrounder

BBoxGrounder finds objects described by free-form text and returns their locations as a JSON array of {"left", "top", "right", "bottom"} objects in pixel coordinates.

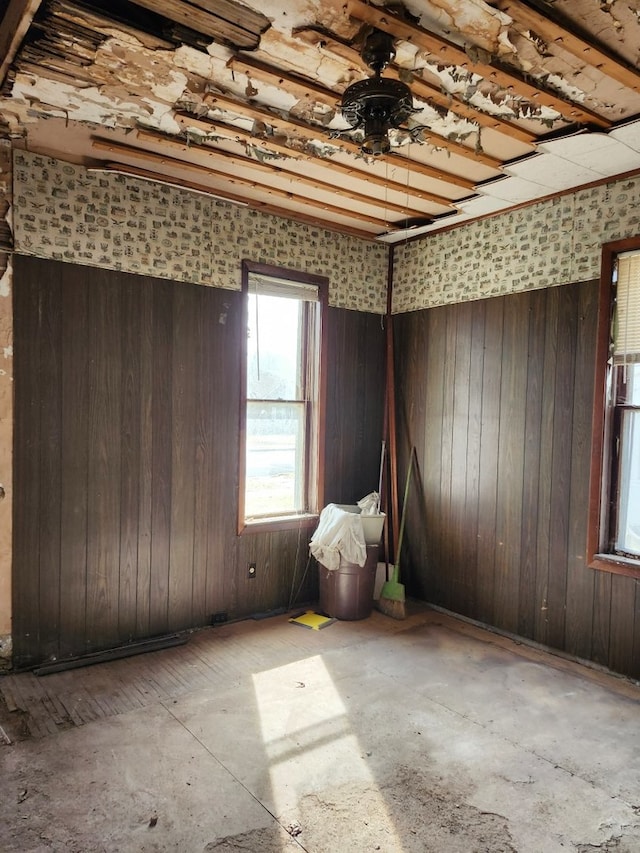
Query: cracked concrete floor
[{"left": 1, "top": 607, "right": 639, "bottom": 852}]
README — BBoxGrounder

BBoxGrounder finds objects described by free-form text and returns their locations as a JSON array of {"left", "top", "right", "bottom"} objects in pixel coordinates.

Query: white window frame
[
  {"left": 238, "top": 260, "right": 328, "bottom": 534},
  {"left": 588, "top": 239, "right": 640, "bottom": 578}
]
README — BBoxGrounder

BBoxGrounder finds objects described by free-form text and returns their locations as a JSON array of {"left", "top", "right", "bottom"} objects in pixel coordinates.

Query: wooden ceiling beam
[
  {"left": 494, "top": 0, "right": 640, "bottom": 94},
  {"left": 230, "top": 51, "right": 514, "bottom": 162},
  {"left": 175, "top": 109, "right": 473, "bottom": 200},
  {"left": 50, "top": 0, "right": 174, "bottom": 50},
  {"left": 142, "top": 124, "right": 445, "bottom": 215},
  {"left": 227, "top": 55, "right": 340, "bottom": 108},
  {"left": 90, "top": 136, "right": 401, "bottom": 228},
  {"left": 172, "top": 115, "right": 453, "bottom": 214},
  {"left": 387, "top": 67, "right": 536, "bottom": 146},
  {"left": 94, "top": 163, "right": 378, "bottom": 241},
  {"left": 185, "top": 112, "right": 471, "bottom": 204},
  {"left": 190, "top": 0, "right": 269, "bottom": 35},
  {"left": 135, "top": 127, "right": 449, "bottom": 214},
  {"left": 0, "top": 0, "right": 43, "bottom": 86},
  {"left": 203, "top": 90, "right": 485, "bottom": 191},
  {"left": 345, "top": 0, "right": 611, "bottom": 128},
  {"left": 125, "top": 0, "right": 261, "bottom": 48}
]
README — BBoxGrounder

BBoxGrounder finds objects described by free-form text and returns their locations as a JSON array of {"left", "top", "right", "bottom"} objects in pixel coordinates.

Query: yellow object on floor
[{"left": 289, "top": 611, "right": 335, "bottom": 630}]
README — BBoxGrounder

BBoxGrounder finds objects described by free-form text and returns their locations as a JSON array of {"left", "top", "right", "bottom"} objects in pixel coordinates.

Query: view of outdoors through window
[
  {"left": 245, "top": 292, "right": 306, "bottom": 518},
  {"left": 616, "top": 362, "right": 640, "bottom": 555}
]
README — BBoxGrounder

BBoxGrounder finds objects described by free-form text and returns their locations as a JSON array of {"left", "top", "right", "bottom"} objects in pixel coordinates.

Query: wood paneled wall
[
  {"left": 394, "top": 279, "right": 640, "bottom": 679},
  {"left": 12, "top": 256, "right": 384, "bottom": 667}
]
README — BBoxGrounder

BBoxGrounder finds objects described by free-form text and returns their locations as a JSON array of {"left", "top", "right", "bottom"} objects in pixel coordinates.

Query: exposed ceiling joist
[
  {"left": 345, "top": 0, "right": 612, "bottom": 128},
  {"left": 494, "top": 0, "right": 640, "bottom": 94},
  {"left": 91, "top": 136, "right": 405, "bottom": 229},
  {"left": 202, "top": 91, "right": 483, "bottom": 191},
  {"left": 125, "top": 0, "right": 269, "bottom": 49},
  {"left": 51, "top": 0, "right": 174, "bottom": 49},
  {"left": 192, "top": 94, "right": 482, "bottom": 190},
  {"left": 142, "top": 125, "right": 446, "bottom": 217},
  {"left": 134, "top": 127, "right": 451, "bottom": 216},
  {"left": 173, "top": 113, "right": 459, "bottom": 211},
  {"left": 0, "top": 0, "right": 43, "bottom": 86}
]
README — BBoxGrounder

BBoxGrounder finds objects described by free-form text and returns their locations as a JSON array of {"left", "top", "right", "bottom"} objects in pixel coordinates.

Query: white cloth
[
  {"left": 357, "top": 491, "right": 380, "bottom": 515},
  {"left": 309, "top": 504, "right": 367, "bottom": 571}
]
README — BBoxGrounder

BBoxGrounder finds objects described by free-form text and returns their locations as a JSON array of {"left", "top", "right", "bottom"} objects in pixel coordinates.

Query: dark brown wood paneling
[
  {"left": 395, "top": 278, "right": 639, "bottom": 679},
  {"left": 148, "top": 279, "right": 173, "bottom": 639},
  {"left": 206, "top": 289, "right": 242, "bottom": 620},
  {"left": 546, "top": 284, "right": 578, "bottom": 650},
  {"left": 534, "top": 285, "right": 558, "bottom": 646},
  {"left": 13, "top": 272, "right": 45, "bottom": 665},
  {"left": 86, "top": 269, "right": 122, "bottom": 652},
  {"left": 493, "top": 294, "right": 528, "bottom": 634},
  {"left": 564, "top": 281, "right": 598, "bottom": 659},
  {"left": 395, "top": 310, "right": 429, "bottom": 597},
  {"left": 324, "top": 307, "right": 385, "bottom": 505},
  {"left": 59, "top": 266, "right": 90, "bottom": 657},
  {"left": 118, "top": 275, "right": 143, "bottom": 644},
  {"left": 135, "top": 280, "right": 154, "bottom": 639},
  {"left": 633, "top": 583, "right": 640, "bottom": 680},
  {"left": 168, "top": 284, "right": 198, "bottom": 632},
  {"left": 192, "top": 286, "right": 215, "bottom": 629},
  {"left": 475, "top": 297, "right": 503, "bottom": 626},
  {"left": 421, "top": 307, "right": 446, "bottom": 602},
  {"left": 37, "top": 263, "right": 62, "bottom": 661},
  {"left": 12, "top": 257, "right": 384, "bottom": 667},
  {"left": 608, "top": 575, "right": 637, "bottom": 675},
  {"left": 461, "top": 302, "right": 485, "bottom": 618},
  {"left": 518, "top": 288, "right": 546, "bottom": 640}
]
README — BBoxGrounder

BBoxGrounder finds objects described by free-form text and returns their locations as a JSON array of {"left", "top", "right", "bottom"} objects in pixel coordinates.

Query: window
[
  {"left": 239, "top": 261, "right": 327, "bottom": 532},
  {"left": 588, "top": 239, "right": 640, "bottom": 575}
]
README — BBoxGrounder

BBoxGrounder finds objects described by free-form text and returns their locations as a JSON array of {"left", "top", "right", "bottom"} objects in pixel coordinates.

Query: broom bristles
[{"left": 378, "top": 595, "right": 406, "bottom": 620}]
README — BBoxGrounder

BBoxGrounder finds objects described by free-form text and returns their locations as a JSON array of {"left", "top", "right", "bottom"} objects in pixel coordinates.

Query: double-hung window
[
  {"left": 589, "top": 240, "right": 640, "bottom": 574},
  {"left": 239, "top": 261, "right": 327, "bottom": 532}
]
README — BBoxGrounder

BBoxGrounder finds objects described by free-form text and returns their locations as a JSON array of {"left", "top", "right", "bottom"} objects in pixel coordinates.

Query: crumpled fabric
[
  {"left": 357, "top": 491, "right": 380, "bottom": 515},
  {"left": 309, "top": 504, "right": 367, "bottom": 571}
]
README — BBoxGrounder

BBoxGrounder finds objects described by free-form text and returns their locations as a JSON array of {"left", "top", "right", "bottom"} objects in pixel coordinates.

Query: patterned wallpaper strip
[
  {"left": 12, "top": 150, "right": 389, "bottom": 314},
  {"left": 13, "top": 151, "right": 640, "bottom": 316},
  {"left": 392, "top": 175, "right": 640, "bottom": 312}
]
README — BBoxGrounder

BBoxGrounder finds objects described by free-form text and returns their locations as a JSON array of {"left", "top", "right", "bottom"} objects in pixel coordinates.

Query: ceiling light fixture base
[{"left": 341, "top": 29, "right": 415, "bottom": 156}]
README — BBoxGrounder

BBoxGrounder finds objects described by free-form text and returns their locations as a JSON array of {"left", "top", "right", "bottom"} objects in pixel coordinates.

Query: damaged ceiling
[{"left": 1, "top": 0, "right": 640, "bottom": 242}]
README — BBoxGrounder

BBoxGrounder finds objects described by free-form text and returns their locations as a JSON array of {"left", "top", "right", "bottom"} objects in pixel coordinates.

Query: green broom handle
[{"left": 395, "top": 450, "right": 414, "bottom": 572}]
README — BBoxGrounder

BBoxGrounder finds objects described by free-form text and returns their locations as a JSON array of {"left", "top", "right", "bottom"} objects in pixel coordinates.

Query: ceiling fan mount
[{"left": 341, "top": 29, "right": 415, "bottom": 156}]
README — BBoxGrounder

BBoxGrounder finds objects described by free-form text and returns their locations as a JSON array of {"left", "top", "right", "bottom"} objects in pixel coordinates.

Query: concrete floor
[{"left": 1, "top": 605, "right": 640, "bottom": 852}]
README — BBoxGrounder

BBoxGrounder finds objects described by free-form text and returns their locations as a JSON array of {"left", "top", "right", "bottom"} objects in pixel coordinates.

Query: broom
[{"left": 378, "top": 451, "right": 413, "bottom": 620}]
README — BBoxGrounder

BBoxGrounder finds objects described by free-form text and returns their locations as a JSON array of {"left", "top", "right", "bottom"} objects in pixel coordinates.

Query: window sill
[
  {"left": 239, "top": 513, "right": 319, "bottom": 535},
  {"left": 589, "top": 553, "right": 640, "bottom": 579}
]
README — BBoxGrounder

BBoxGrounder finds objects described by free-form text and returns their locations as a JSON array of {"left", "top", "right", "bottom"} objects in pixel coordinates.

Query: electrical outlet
[
  {"left": 248, "top": 562, "right": 257, "bottom": 579},
  {"left": 211, "top": 611, "right": 228, "bottom": 625}
]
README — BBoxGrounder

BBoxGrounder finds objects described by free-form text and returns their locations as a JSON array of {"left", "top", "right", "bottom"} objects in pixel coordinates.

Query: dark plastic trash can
[{"left": 319, "top": 545, "right": 379, "bottom": 620}]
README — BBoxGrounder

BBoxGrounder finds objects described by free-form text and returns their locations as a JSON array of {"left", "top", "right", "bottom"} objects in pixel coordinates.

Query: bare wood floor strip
[{"left": 0, "top": 608, "right": 432, "bottom": 738}]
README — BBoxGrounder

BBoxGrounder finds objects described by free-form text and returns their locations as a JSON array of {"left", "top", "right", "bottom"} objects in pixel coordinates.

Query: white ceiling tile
[
  {"left": 537, "top": 133, "right": 640, "bottom": 174},
  {"left": 458, "top": 196, "right": 514, "bottom": 216},
  {"left": 609, "top": 120, "right": 640, "bottom": 153},
  {"left": 503, "top": 153, "right": 602, "bottom": 189},
  {"left": 477, "top": 175, "right": 551, "bottom": 202}
]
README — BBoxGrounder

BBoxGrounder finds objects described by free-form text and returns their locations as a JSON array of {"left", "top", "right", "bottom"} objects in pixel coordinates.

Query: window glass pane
[
  {"left": 616, "top": 409, "right": 640, "bottom": 556},
  {"left": 247, "top": 294, "right": 301, "bottom": 400},
  {"left": 245, "top": 401, "right": 306, "bottom": 518},
  {"left": 627, "top": 363, "right": 640, "bottom": 405}
]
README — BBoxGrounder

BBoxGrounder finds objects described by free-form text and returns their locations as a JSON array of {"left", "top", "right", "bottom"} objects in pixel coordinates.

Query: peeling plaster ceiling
[{"left": 0, "top": 0, "right": 640, "bottom": 242}]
